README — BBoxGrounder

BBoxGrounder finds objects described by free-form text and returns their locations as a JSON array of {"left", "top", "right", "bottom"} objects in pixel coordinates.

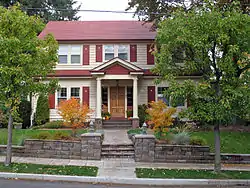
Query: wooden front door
[{"left": 110, "top": 87, "right": 125, "bottom": 117}]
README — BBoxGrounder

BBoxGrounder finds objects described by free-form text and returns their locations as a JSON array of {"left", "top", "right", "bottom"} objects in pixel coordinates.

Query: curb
[{"left": 0, "top": 172, "right": 249, "bottom": 186}]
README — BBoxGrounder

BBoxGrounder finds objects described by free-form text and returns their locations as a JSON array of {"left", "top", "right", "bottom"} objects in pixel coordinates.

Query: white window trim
[
  {"left": 58, "top": 44, "right": 82, "bottom": 65},
  {"left": 55, "top": 86, "right": 82, "bottom": 108},
  {"left": 103, "top": 44, "right": 130, "bottom": 62}
]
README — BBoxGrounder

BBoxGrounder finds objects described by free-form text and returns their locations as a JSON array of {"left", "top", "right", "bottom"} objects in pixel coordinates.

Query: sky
[{"left": 75, "top": 0, "right": 137, "bottom": 21}]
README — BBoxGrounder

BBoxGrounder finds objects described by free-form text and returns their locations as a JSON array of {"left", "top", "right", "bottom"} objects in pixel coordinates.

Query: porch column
[
  {"left": 132, "top": 77, "right": 139, "bottom": 128},
  {"left": 95, "top": 77, "right": 102, "bottom": 128}
]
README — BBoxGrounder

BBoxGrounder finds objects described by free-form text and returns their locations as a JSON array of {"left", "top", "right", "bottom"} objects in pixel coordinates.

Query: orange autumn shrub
[
  {"left": 146, "top": 100, "right": 176, "bottom": 134},
  {"left": 58, "top": 97, "right": 92, "bottom": 134}
]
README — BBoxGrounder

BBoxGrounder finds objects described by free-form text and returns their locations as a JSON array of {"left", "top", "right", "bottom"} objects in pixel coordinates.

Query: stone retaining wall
[
  {"left": 133, "top": 134, "right": 250, "bottom": 164},
  {"left": 0, "top": 133, "right": 102, "bottom": 160}
]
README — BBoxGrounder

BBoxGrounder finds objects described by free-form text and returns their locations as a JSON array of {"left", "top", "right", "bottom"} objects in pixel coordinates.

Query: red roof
[{"left": 39, "top": 21, "right": 156, "bottom": 41}]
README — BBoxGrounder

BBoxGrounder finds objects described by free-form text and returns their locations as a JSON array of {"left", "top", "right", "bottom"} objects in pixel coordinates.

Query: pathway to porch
[{"left": 102, "top": 129, "right": 132, "bottom": 145}]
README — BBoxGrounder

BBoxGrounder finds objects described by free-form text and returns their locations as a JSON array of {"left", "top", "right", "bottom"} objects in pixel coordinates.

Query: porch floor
[{"left": 102, "top": 129, "right": 132, "bottom": 145}]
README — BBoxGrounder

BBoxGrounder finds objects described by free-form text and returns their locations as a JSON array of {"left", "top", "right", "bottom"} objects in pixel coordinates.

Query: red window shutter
[
  {"left": 130, "top": 44, "right": 137, "bottom": 62},
  {"left": 82, "top": 87, "right": 90, "bottom": 106},
  {"left": 49, "top": 93, "right": 55, "bottom": 109},
  {"left": 96, "top": 45, "right": 103, "bottom": 62},
  {"left": 83, "top": 45, "right": 89, "bottom": 65},
  {"left": 147, "top": 44, "right": 155, "bottom": 65},
  {"left": 148, "top": 86, "right": 156, "bottom": 103}
]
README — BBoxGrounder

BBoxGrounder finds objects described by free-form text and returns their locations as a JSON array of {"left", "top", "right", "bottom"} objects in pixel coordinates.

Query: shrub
[
  {"left": 43, "top": 120, "right": 64, "bottom": 129},
  {"left": 58, "top": 97, "right": 93, "bottom": 135},
  {"left": 126, "top": 110, "right": 133, "bottom": 118},
  {"left": 32, "top": 132, "right": 52, "bottom": 140},
  {"left": 127, "top": 128, "right": 142, "bottom": 135},
  {"left": 190, "top": 136, "right": 207, "bottom": 146},
  {"left": 0, "top": 109, "right": 8, "bottom": 128},
  {"left": 171, "top": 132, "right": 190, "bottom": 145},
  {"left": 35, "top": 94, "right": 49, "bottom": 125},
  {"left": 138, "top": 104, "right": 148, "bottom": 126},
  {"left": 146, "top": 100, "right": 176, "bottom": 135},
  {"left": 18, "top": 99, "right": 31, "bottom": 128},
  {"left": 171, "top": 123, "right": 193, "bottom": 134},
  {"left": 53, "top": 131, "right": 72, "bottom": 140}
]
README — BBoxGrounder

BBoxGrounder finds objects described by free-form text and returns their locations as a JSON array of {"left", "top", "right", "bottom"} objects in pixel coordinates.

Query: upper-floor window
[
  {"left": 104, "top": 44, "right": 129, "bottom": 61},
  {"left": 58, "top": 45, "right": 81, "bottom": 64}
]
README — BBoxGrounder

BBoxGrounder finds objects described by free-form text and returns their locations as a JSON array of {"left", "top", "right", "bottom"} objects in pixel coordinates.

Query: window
[
  {"left": 71, "top": 45, "right": 81, "bottom": 64},
  {"left": 71, "top": 87, "right": 80, "bottom": 99},
  {"left": 104, "top": 45, "right": 114, "bottom": 61},
  {"left": 58, "top": 46, "right": 68, "bottom": 64},
  {"left": 58, "top": 45, "right": 81, "bottom": 64},
  {"left": 157, "top": 87, "right": 170, "bottom": 106},
  {"left": 127, "top": 87, "right": 133, "bottom": 106},
  {"left": 104, "top": 44, "right": 129, "bottom": 61},
  {"left": 57, "top": 88, "right": 67, "bottom": 105},
  {"left": 118, "top": 45, "right": 128, "bottom": 60}
]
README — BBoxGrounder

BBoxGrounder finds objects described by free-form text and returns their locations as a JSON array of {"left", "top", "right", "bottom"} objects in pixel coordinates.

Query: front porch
[{"left": 91, "top": 57, "right": 144, "bottom": 128}]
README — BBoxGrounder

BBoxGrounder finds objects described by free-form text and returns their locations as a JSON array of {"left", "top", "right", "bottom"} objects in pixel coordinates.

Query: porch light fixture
[
  {"left": 142, "top": 122, "right": 147, "bottom": 135},
  {"left": 89, "top": 120, "right": 95, "bottom": 133}
]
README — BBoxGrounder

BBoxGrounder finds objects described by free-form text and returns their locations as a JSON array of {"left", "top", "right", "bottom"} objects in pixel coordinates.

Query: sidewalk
[{"left": 1, "top": 156, "right": 250, "bottom": 179}]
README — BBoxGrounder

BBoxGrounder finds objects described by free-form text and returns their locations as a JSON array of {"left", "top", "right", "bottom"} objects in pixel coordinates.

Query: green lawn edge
[
  {"left": 0, "top": 163, "right": 98, "bottom": 177},
  {"left": 136, "top": 168, "right": 250, "bottom": 179}
]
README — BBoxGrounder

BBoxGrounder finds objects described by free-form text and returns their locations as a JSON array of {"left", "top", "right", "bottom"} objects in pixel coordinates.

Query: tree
[
  {"left": 35, "top": 94, "right": 50, "bottom": 126},
  {"left": 126, "top": 0, "right": 249, "bottom": 26},
  {"left": 146, "top": 100, "right": 176, "bottom": 135},
  {"left": 0, "top": 0, "right": 81, "bottom": 23},
  {"left": 154, "top": 1, "right": 250, "bottom": 172},
  {"left": 0, "top": 6, "right": 58, "bottom": 165},
  {"left": 58, "top": 98, "right": 92, "bottom": 135}
]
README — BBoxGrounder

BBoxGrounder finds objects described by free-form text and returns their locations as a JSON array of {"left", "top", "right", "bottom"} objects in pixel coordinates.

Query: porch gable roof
[{"left": 91, "top": 57, "right": 144, "bottom": 75}]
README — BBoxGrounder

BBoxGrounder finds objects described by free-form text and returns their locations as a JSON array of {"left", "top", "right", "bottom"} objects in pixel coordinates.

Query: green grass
[
  {"left": 0, "top": 163, "right": 98, "bottom": 176},
  {"left": 136, "top": 168, "right": 250, "bottom": 179},
  {"left": 0, "top": 129, "right": 88, "bottom": 146},
  {"left": 191, "top": 131, "right": 250, "bottom": 154}
]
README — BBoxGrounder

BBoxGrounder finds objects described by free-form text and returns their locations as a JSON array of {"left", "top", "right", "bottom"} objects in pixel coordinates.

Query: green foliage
[
  {"left": 35, "top": 94, "right": 49, "bottom": 125},
  {"left": 155, "top": 2, "right": 250, "bottom": 126},
  {"left": 127, "top": 128, "right": 142, "bottom": 135},
  {"left": 101, "top": 111, "right": 111, "bottom": 119},
  {"left": 138, "top": 104, "right": 149, "bottom": 126},
  {"left": 126, "top": 110, "right": 133, "bottom": 118},
  {"left": 0, "top": 5, "right": 59, "bottom": 118},
  {"left": 0, "top": 0, "right": 81, "bottom": 23},
  {"left": 171, "top": 132, "right": 190, "bottom": 145},
  {"left": 18, "top": 99, "right": 31, "bottom": 128},
  {"left": 190, "top": 136, "right": 207, "bottom": 146}
]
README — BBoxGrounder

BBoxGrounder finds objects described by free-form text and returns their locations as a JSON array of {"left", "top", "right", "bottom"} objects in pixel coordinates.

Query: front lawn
[
  {"left": 0, "top": 163, "right": 98, "bottom": 176},
  {"left": 191, "top": 131, "right": 250, "bottom": 154},
  {"left": 0, "top": 129, "right": 88, "bottom": 145},
  {"left": 136, "top": 168, "right": 250, "bottom": 179}
]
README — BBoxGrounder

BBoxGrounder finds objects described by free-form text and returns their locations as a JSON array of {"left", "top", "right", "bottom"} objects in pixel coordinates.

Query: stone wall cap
[
  {"left": 0, "top": 145, "right": 24, "bottom": 149},
  {"left": 134, "top": 134, "right": 155, "bottom": 138},
  {"left": 81, "top": 133, "right": 102, "bottom": 137},
  {"left": 155, "top": 144, "right": 209, "bottom": 148}
]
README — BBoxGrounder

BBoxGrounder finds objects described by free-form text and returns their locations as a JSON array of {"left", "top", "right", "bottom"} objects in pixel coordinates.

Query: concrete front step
[
  {"left": 101, "top": 152, "right": 135, "bottom": 158},
  {"left": 102, "top": 125, "right": 132, "bottom": 129},
  {"left": 102, "top": 148, "right": 134, "bottom": 152},
  {"left": 103, "top": 120, "right": 132, "bottom": 125}
]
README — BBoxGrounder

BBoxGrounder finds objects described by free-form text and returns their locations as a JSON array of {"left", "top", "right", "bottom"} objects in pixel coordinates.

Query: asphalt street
[{"left": 0, "top": 179, "right": 249, "bottom": 188}]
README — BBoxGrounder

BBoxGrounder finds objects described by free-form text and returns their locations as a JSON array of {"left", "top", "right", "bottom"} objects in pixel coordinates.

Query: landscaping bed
[
  {"left": 136, "top": 168, "right": 250, "bottom": 179},
  {"left": 0, "top": 163, "right": 98, "bottom": 176},
  {"left": 0, "top": 129, "right": 88, "bottom": 145}
]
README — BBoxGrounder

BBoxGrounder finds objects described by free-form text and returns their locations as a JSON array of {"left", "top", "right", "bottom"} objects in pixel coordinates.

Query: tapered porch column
[
  {"left": 95, "top": 77, "right": 102, "bottom": 128},
  {"left": 132, "top": 77, "right": 139, "bottom": 128}
]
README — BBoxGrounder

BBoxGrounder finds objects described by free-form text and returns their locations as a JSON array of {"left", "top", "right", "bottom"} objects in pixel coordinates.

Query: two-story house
[{"left": 37, "top": 21, "right": 193, "bottom": 128}]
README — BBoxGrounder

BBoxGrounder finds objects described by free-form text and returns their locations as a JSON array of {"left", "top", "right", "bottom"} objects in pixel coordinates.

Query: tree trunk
[
  {"left": 5, "top": 113, "right": 13, "bottom": 166},
  {"left": 214, "top": 123, "right": 221, "bottom": 173}
]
